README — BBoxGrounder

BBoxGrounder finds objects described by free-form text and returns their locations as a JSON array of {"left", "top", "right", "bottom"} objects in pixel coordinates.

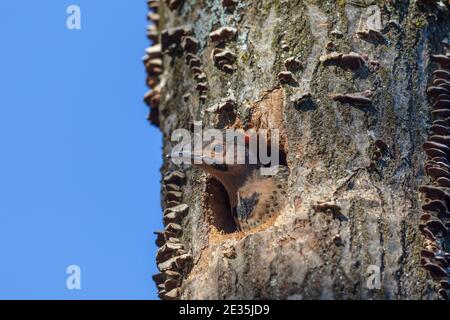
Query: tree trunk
[{"left": 145, "top": 0, "right": 450, "bottom": 300}]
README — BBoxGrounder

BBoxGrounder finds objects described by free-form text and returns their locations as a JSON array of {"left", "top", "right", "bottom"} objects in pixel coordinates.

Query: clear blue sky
[{"left": 0, "top": 1, "right": 162, "bottom": 299}]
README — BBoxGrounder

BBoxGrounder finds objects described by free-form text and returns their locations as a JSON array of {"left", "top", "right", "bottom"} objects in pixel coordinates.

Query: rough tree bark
[{"left": 144, "top": 0, "right": 450, "bottom": 300}]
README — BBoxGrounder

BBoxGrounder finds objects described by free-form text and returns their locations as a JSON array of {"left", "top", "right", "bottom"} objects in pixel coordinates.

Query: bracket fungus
[
  {"left": 147, "top": 0, "right": 160, "bottom": 10},
  {"left": 165, "top": 183, "right": 181, "bottom": 192},
  {"left": 312, "top": 201, "right": 342, "bottom": 219},
  {"left": 165, "top": 0, "right": 184, "bottom": 11},
  {"left": 163, "top": 204, "right": 189, "bottom": 224},
  {"left": 437, "top": 177, "right": 450, "bottom": 188},
  {"left": 164, "top": 288, "right": 181, "bottom": 300},
  {"left": 427, "top": 86, "right": 450, "bottom": 98},
  {"left": 164, "top": 171, "right": 186, "bottom": 184},
  {"left": 432, "top": 124, "right": 450, "bottom": 135},
  {"left": 320, "top": 52, "right": 366, "bottom": 70},
  {"left": 206, "top": 98, "right": 236, "bottom": 114},
  {"left": 145, "top": 44, "right": 162, "bottom": 59},
  {"left": 212, "top": 48, "right": 236, "bottom": 72},
  {"left": 209, "top": 27, "right": 237, "bottom": 42},
  {"left": 434, "top": 69, "right": 450, "bottom": 81},
  {"left": 181, "top": 36, "right": 199, "bottom": 54},
  {"left": 357, "top": 28, "right": 386, "bottom": 43},
  {"left": 419, "top": 57, "right": 450, "bottom": 297},
  {"left": 331, "top": 92, "right": 372, "bottom": 107},
  {"left": 374, "top": 139, "right": 388, "bottom": 152},
  {"left": 144, "top": 88, "right": 161, "bottom": 108},
  {"left": 424, "top": 262, "right": 448, "bottom": 280},
  {"left": 154, "top": 231, "right": 165, "bottom": 247},
  {"left": 284, "top": 57, "right": 303, "bottom": 71},
  {"left": 161, "top": 26, "right": 192, "bottom": 52},
  {"left": 147, "top": 12, "right": 160, "bottom": 24},
  {"left": 290, "top": 92, "right": 312, "bottom": 105},
  {"left": 431, "top": 54, "right": 450, "bottom": 67},
  {"left": 222, "top": 0, "right": 237, "bottom": 8},
  {"left": 277, "top": 71, "right": 296, "bottom": 84},
  {"left": 196, "top": 82, "right": 208, "bottom": 92},
  {"left": 147, "top": 25, "right": 159, "bottom": 42}
]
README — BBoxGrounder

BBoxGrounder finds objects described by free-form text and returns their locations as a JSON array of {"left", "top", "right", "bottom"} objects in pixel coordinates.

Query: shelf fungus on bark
[
  {"left": 419, "top": 56, "right": 450, "bottom": 298},
  {"left": 312, "top": 201, "right": 342, "bottom": 218},
  {"left": 206, "top": 98, "right": 236, "bottom": 114},
  {"left": 156, "top": 241, "right": 185, "bottom": 263},
  {"left": 290, "top": 91, "right": 312, "bottom": 105},
  {"left": 428, "top": 86, "right": 450, "bottom": 98},
  {"left": 145, "top": 44, "right": 162, "bottom": 61},
  {"left": 199, "top": 95, "right": 208, "bottom": 104},
  {"left": 431, "top": 135, "right": 450, "bottom": 150},
  {"left": 222, "top": 0, "right": 237, "bottom": 8},
  {"left": 163, "top": 171, "right": 186, "bottom": 184},
  {"left": 154, "top": 230, "right": 165, "bottom": 247},
  {"left": 431, "top": 54, "right": 450, "bottom": 68},
  {"left": 424, "top": 141, "right": 450, "bottom": 159},
  {"left": 194, "top": 73, "right": 207, "bottom": 82},
  {"left": 153, "top": 275, "right": 166, "bottom": 297},
  {"left": 434, "top": 69, "right": 450, "bottom": 81},
  {"left": 166, "top": 201, "right": 181, "bottom": 209},
  {"left": 165, "top": 183, "right": 181, "bottom": 192},
  {"left": 432, "top": 124, "right": 450, "bottom": 135},
  {"left": 427, "top": 166, "right": 450, "bottom": 181},
  {"left": 356, "top": 28, "right": 386, "bottom": 43},
  {"left": 212, "top": 48, "right": 236, "bottom": 72},
  {"left": 437, "top": 177, "right": 450, "bottom": 188},
  {"left": 332, "top": 234, "right": 343, "bottom": 246},
  {"left": 209, "top": 27, "right": 237, "bottom": 43},
  {"left": 434, "top": 100, "right": 450, "bottom": 109},
  {"left": 419, "top": 185, "right": 450, "bottom": 204},
  {"left": 144, "top": 87, "right": 161, "bottom": 109},
  {"left": 164, "top": 287, "right": 181, "bottom": 300},
  {"left": 147, "top": 25, "right": 159, "bottom": 42},
  {"left": 181, "top": 36, "right": 199, "bottom": 54},
  {"left": 428, "top": 219, "right": 449, "bottom": 236},
  {"left": 147, "top": 12, "right": 160, "bottom": 24},
  {"left": 431, "top": 109, "right": 450, "bottom": 118},
  {"left": 330, "top": 92, "right": 372, "bottom": 107},
  {"left": 147, "top": 0, "right": 160, "bottom": 10},
  {"left": 161, "top": 26, "right": 192, "bottom": 52},
  {"left": 374, "top": 139, "right": 388, "bottom": 152},
  {"left": 165, "top": 223, "right": 183, "bottom": 239},
  {"left": 164, "top": 0, "right": 184, "bottom": 11},
  {"left": 166, "top": 191, "right": 183, "bottom": 202},
  {"left": 145, "top": 58, "right": 163, "bottom": 76},
  {"left": 277, "top": 71, "right": 296, "bottom": 84},
  {"left": 188, "top": 57, "right": 202, "bottom": 69},
  {"left": 424, "top": 262, "right": 448, "bottom": 280},
  {"left": 163, "top": 204, "right": 189, "bottom": 225},
  {"left": 284, "top": 57, "right": 303, "bottom": 71},
  {"left": 164, "top": 277, "right": 180, "bottom": 293},
  {"left": 196, "top": 82, "right": 209, "bottom": 92},
  {"left": 320, "top": 52, "right": 366, "bottom": 70},
  {"left": 372, "top": 139, "right": 388, "bottom": 161},
  {"left": 281, "top": 40, "right": 290, "bottom": 51}
]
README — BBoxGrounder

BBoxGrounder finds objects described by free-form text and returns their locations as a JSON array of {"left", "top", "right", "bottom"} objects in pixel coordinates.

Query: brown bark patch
[{"left": 249, "top": 87, "right": 288, "bottom": 152}]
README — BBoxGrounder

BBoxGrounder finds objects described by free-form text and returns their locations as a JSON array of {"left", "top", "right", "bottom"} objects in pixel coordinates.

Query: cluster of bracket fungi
[
  {"left": 319, "top": 51, "right": 374, "bottom": 107},
  {"left": 419, "top": 47, "right": 450, "bottom": 300},
  {"left": 144, "top": 0, "right": 243, "bottom": 300},
  {"left": 143, "top": 0, "right": 163, "bottom": 126},
  {"left": 210, "top": 27, "right": 238, "bottom": 74},
  {"left": 152, "top": 170, "right": 192, "bottom": 300}
]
